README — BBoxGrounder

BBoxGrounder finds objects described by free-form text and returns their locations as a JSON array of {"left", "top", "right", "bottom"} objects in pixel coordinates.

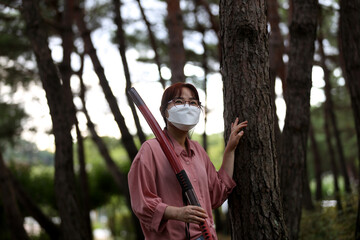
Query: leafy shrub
[{"left": 299, "top": 197, "right": 357, "bottom": 240}]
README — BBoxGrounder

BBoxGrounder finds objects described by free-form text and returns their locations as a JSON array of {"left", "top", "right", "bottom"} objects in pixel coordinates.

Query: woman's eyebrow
[{"left": 174, "top": 96, "right": 196, "bottom": 100}]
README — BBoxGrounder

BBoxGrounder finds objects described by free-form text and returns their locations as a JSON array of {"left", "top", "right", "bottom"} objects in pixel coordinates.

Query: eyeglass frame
[{"left": 168, "top": 98, "right": 202, "bottom": 108}]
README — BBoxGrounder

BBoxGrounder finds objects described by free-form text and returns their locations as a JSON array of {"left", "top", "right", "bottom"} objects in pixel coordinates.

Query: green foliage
[
  {"left": 10, "top": 163, "right": 57, "bottom": 214},
  {"left": 29, "top": 232, "right": 51, "bottom": 240},
  {"left": 103, "top": 195, "right": 136, "bottom": 240},
  {"left": 4, "top": 140, "right": 53, "bottom": 165},
  {"left": 307, "top": 67, "right": 356, "bottom": 182},
  {"left": 299, "top": 200, "right": 357, "bottom": 240},
  {"left": 309, "top": 174, "right": 346, "bottom": 199},
  {"left": 87, "top": 162, "right": 120, "bottom": 209},
  {"left": 0, "top": 10, "right": 31, "bottom": 58},
  {"left": 0, "top": 6, "right": 36, "bottom": 88},
  {"left": 0, "top": 102, "right": 27, "bottom": 150},
  {"left": 74, "top": 136, "right": 131, "bottom": 172},
  {"left": 74, "top": 136, "right": 135, "bottom": 208},
  {"left": 2, "top": 136, "right": 132, "bottom": 219},
  {"left": 191, "top": 133, "right": 225, "bottom": 170},
  {"left": 3, "top": 136, "right": 134, "bottom": 216}
]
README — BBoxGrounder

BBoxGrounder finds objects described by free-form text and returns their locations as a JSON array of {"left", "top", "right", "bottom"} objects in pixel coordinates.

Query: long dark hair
[{"left": 160, "top": 82, "right": 200, "bottom": 126}]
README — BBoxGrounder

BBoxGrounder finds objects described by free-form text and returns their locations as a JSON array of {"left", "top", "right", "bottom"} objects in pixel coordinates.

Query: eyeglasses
[{"left": 168, "top": 98, "right": 201, "bottom": 108}]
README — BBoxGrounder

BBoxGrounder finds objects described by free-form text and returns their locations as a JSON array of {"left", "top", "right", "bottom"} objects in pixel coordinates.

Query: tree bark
[
  {"left": 302, "top": 157, "right": 314, "bottom": 210},
  {"left": 78, "top": 76, "right": 144, "bottom": 240},
  {"left": 267, "top": 0, "right": 287, "bottom": 86},
  {"left": 73, "top": 52, "right": 93, "bottom": 240},
  {"left": 21, "top": 1, "right": 89, "bottom": 239},
  {"left": 195, "top": 0, "right": 220, "bottom": 36},
  {"left": 135, "top": 0, "right": 166, "bottom": 89},
  {"left": 267, "top": 0, "right": 286, "bottom": 168},
  {"left": 59, "top": 2, "right": 93, "bottom": 237},
  {"left": 166, "top": 0, "right": 186, "bottom": 83},
  {"left": 338, "top": 0, "right": 360, "bottom": 237},
  {"left": 0, "top": 152, "right": 30, "bottom": 240},
  {"left": 318, "top": 31, "right": 351, "bottom": 194},
  {"left": 193, "top": 4, "right": 209, "bottom": 152},
  {"left": 309, "top": 123, "right": 323, "bottom": 201},
  {"left": 324, "top": 107, "right": 343, "bottom": 211},
  {"left": 194, "top": 0, "right": 221, "bottom": 59},
  {"left": 113, "top": 0, "right": 147, "bottom": 145},
  {"left": 10, "top": 173, "right": 61, "bottom": 239},
  {"left": 74, "top": 5, "right": 138, "bottom": 161},
  {"left": 59, "top": 0, "right": 77, "bottom": 127},
  {"left": 220, "top": 1, "right": 288, "bottom": 239},
  {"left": 279, "top": 0, "right": 318, "bottom": 239},
  {"left": 75, "top": 123, "right": 93, "bottom": 240}
]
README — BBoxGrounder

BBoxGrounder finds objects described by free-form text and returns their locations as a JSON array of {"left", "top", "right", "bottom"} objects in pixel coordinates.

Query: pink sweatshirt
[{"left": 128, "top": 131, "right": 236, "bottom": 239}]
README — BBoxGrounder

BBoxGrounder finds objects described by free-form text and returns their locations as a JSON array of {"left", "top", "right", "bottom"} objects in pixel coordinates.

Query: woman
[{"left": 128, "top": 82, "right": 247, "bottom": 240}]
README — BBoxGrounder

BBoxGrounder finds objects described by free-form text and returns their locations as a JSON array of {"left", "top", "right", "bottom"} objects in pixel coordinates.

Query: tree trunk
[
  {"left": 78, "top": 76, "right": 144, "bottom": 240},
  {"left": 21, "top": 1, "right": 89, "bottom": 239},
  {"left": 74, "top": 5, "right": 138, "bottom": 161},
  {"left": 166, "top": 0, "right": 186, "bottom": 83},
  {"left": 318, "top": 32, "right": 351, "bottom": 194},
  {"left": 309, "top": 123, "right": 323, "bottom": 201},
  {"left": 193, "top": 7, "right": 209, "bottom": 152},
  {"left": 267, "top": 0, "right": 287, "bottom": 86},
  {"left": 348, "top": 160, "right": 358, "bottom": 183},
  {"left": 267, "top": 0, "right": 286, "bottom": 166},
  {"left": 11, "top": 172, "right": 61, "bottom": 239},
  {"left": 302, "top": 157, "right": 314, "bottom": 210},
  {"left": 324, "top": 108, "right": 343, "bottom": 211},
  {"left": 220, "top": 1, "right": 288, "bottom": 239},
  {"left": 59, "top": 2, "right": 93, "bottom": 238},
  {"left": 113, "top": 0, "right": 147, "bottom": 145},
  {"left": 74, "top": 52, "right": 94, "bottom": 240},
  {"left": 135, "top": 0, "right": 166, "bottom": 89},
  {"left": 338, "top": 0, "right": 360, "bottom": 237},
  {"left": 279, "top": 0, "right": 318, "bottom": 239},
  {"left": 59, "top": 0, "right": 77, "bottom": 127},
  {"left": 195, "top": 0, "right": 220, "bottom": 36},
  {"left": 194, "top": 0, "right": 221, "bottom": 59},
  {"left": 75, "top": 123, "right": 93, "bottom": 240},
  {"left": 0, "top": 152, "right": 30, "bottom": 240}
]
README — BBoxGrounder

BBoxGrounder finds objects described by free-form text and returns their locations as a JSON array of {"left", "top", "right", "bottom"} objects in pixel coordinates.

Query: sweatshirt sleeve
[{"left": 128, "top": 142, "right": 168, "bottom": 232}]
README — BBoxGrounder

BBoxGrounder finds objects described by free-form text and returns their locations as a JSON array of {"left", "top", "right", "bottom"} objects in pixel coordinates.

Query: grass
[
  {"left": 216, "top": 196, "right": 358, "bottom": 240},
  {"left": 299, "top": 198, "right": 357, "bottom": 240}
]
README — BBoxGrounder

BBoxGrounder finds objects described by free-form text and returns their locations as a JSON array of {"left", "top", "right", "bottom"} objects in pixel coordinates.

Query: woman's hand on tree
[{"left": 226, "top": 118, "right": 248, "bottom": 152}]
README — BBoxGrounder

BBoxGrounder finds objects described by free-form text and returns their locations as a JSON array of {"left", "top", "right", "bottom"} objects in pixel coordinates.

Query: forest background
[{"left": 0, "top": 0, "right": 359, "bottom": 239}]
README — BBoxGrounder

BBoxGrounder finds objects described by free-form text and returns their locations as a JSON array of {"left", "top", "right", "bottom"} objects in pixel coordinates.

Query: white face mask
[{"left": 167, "top": 105, "right": 201, "bottom": 131}]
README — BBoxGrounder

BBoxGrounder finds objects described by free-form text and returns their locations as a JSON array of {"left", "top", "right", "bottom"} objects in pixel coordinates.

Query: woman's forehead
[{"left": 174, "top": 87, "right": 195, "bottom": 98}]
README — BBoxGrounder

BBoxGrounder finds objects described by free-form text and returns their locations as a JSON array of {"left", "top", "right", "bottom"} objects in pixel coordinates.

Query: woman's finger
[
  {"left": 182, "top": 206, "right": 208, "bottom": 224},
  {"left": 234, "top": 117, "right": 239, "bottom": 125},
  {"left": 191, "top": 210, "right": 207, "bottom": 223},
  {"left": 232, "top": 121, "right": 247, "bottom": 134},
  {"left": 192, "top": 206, "right": 208, "bottom": 218},
  {"left": 190, "top": 216, "right": 206, "bottom": 224}
]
